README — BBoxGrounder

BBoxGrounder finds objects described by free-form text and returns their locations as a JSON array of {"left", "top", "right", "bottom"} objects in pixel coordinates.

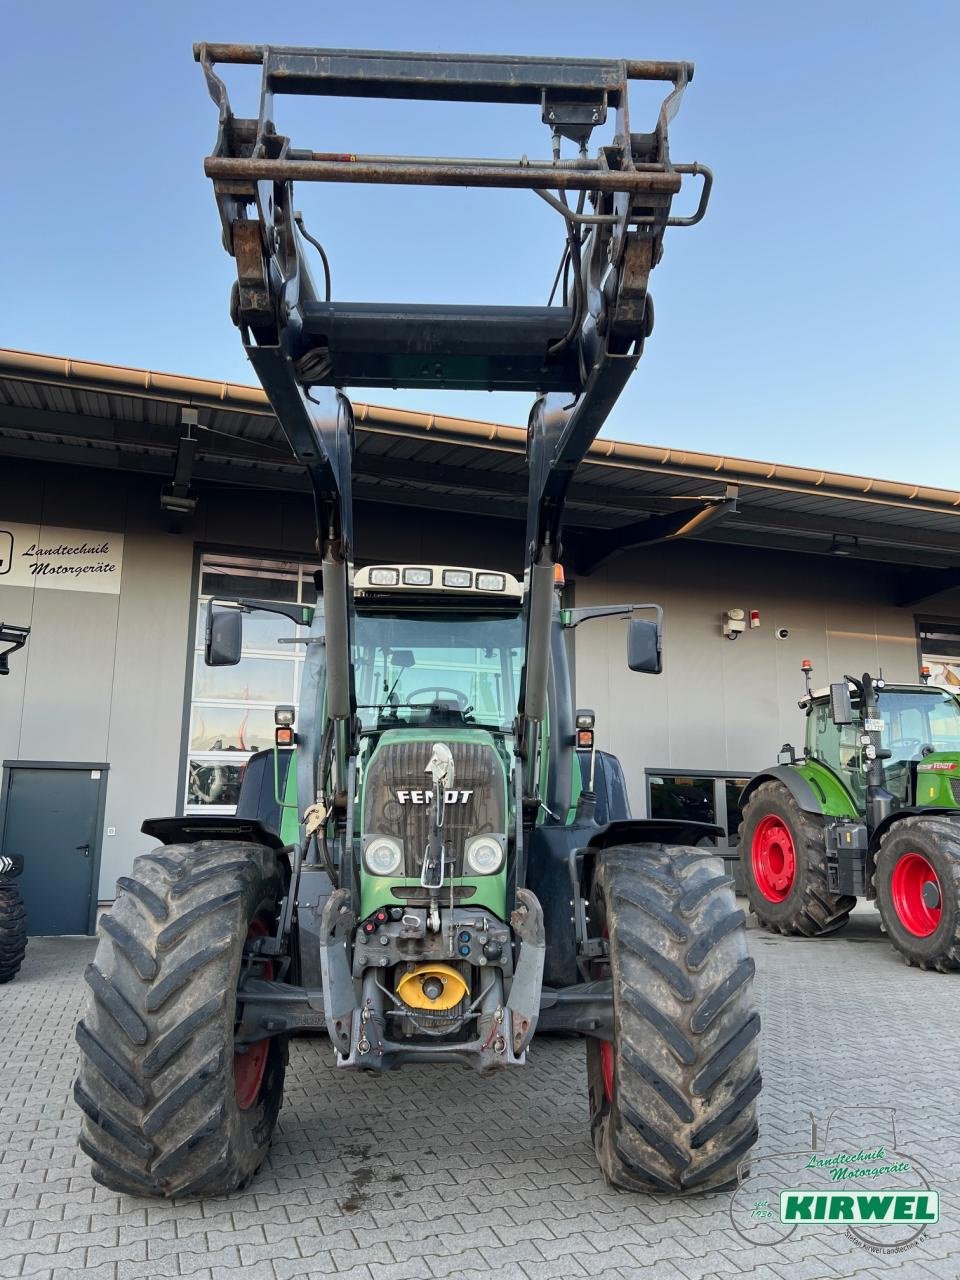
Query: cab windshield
[
  {"left": 811, "top": 686, "right": 960, "bottom": 771},
  {"left": 352, "top": 608, "right": 524, "bottom": 732},
  {"left": 877, "top": 688, "right": 960, "bottom": 759}
]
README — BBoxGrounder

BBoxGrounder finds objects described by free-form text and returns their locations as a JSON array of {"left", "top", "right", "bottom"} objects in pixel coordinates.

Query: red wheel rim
[
  {"left": 234, "top": 918, "right": 273, "bottom": 1111},
  {"left": 751, "top": 816, "right": 797, "bottom": 903},
  {"left": 599, "top": 1040, "right": 615, "bottom": 1103},
  {"left": 890, "top": 852, "right": 942, "bottom": 938}
]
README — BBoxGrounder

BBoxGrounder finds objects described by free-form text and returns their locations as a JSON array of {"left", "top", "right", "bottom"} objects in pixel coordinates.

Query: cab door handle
[{"left": 76, "top": 843, "right": 90, "bottom": 858}]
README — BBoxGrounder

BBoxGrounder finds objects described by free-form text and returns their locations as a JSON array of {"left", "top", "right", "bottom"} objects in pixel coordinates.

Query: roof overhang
[{"left": 2, "top": 347, "right": 960, "bottom": 597}]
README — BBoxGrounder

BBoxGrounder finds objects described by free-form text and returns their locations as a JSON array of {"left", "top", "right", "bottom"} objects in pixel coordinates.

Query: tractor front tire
[
  {"left": 75, "top": 840, "right": 287, "bottom": 1197},
  {"left": 875, "top": 816, "right": 960, "bottom": 971},
  {"left": 0, "top": 881, "right": 27, "bottom": 983},
  {"left": 739, "top": 781, "right": 855, "bottom": 936},
  {"left": 586, "top": 845, "right": 761, "bottom": 1193}
]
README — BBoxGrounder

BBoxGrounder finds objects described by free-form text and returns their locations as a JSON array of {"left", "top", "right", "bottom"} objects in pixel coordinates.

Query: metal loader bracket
[{"left": 194, "top": 43, "right": 707, "bottom": 517}]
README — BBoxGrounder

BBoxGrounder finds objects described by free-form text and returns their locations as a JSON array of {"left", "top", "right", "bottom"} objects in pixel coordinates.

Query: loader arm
[{"left": 195, "top": 43, "right": 709, "bottom": 798}]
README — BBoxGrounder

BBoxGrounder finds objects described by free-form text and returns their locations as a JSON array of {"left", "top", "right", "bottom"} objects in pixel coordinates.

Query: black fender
[
  {"left": 577, "top": 749, "right": 632, "bottom": 824},
  {"left": 586, "top": 818, "right": 725, "bottom": 850},
  {"left": 740, "top": 765, "right": 822, "bottom": 815},
  {"left": 578, "top": 818, "right": 727, "bottom": 918},
  {"left": 235, "top": 747, "right": 294, "bottom": 837},
  {"left": 141, "top": 816, "right": 287, "bottom": 850},
  {"left": 869, "top": 806, "right": 960, "bottom": 854},
  {"left": 528, "top": 818, "right": 726, "bottom": 989}
]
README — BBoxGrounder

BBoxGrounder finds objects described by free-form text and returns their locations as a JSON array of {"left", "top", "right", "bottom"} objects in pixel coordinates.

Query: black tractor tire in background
[
  {"left": 0, "top": 882, "right": 28, "bottom": 983},
  {"left": 586, "top": 845, "right": 761, "bottom": 1193},
  {"left": 875, "top": 815, "right": 960, "bottom": 971},
  {"left": 739, "top": 781, "right": 856, "bottom": 936},
  {"left": 75, "top": 841, "right": 287, "bottom": 1197}
]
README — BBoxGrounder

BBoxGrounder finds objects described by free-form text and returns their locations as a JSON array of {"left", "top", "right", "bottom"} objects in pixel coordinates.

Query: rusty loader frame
[{"left": 194, "top": 43, "right": 711, "bottom": 794}]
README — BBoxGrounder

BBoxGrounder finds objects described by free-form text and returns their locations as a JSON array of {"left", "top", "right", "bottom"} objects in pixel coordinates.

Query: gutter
[{"left": 1, "top": 347, "right": 959, "bottom": 518}]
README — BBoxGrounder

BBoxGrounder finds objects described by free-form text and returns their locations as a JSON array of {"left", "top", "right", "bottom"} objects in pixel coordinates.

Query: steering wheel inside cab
[{"left": 405, "top": 686, "right": 474, "bottom": 724}]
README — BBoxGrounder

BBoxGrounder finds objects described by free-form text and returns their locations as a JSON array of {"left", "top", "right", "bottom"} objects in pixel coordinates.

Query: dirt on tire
[
  {"left": 0, "top": 882, "right": 28, "bottom": 983},
  {"left": 74, "top": 840, "right": 287, "bottom": 1197},
  {"left": 586, "top": 844, "right": 761, "bottom": 1193}
]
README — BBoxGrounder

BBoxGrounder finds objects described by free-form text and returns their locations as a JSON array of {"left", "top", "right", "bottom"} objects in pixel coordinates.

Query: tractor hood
[
  {"left": 358, "top": 728, "right": 510, "bottom": 918},
  {"left": 915, "top": 753, "right": 960, "bottom": 808}
]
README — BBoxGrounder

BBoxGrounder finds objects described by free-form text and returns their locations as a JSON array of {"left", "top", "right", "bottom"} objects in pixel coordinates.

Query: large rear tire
[
  {"left": 75, "top": 840, "right": 287, "bottom": 1197},
  {"left": 0, "top": 882, "right": 27, "bottom": 983},
  {"left": 586, "top": 845, "right": 761, "bottom": 1193},
  {"left": 875, "top": 816, "right": 960, "bottom": 971},
  {"left": 739, "top": 781, "right": 855, "bottom": 936}
]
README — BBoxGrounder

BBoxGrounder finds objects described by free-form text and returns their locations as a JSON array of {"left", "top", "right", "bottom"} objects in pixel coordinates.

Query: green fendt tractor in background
[
  {"left": 0, "top": 623, "right": 31, "bottom": 984},
  {"left": 75, "top": 45, "right": 762, "bottom": 1198},
  {"left": 740, "top": 660, "right": 960, "bottom": 970}
]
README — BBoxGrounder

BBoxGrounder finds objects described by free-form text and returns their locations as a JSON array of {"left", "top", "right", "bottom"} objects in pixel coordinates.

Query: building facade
[{"left": 2, "top": 351, "right": 960, "bottom": 930}]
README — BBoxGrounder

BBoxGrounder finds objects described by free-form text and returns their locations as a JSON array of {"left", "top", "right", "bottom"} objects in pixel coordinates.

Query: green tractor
[
  {"left": 75, "top": 45, "right": 760, "bottom": 1198},
  {"left": 740, "top": 660, "right": 960, "bottom": 970}
]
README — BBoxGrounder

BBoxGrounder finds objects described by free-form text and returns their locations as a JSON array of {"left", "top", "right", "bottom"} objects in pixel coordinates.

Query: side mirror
[
  {"left": 829, "top": 682, "right": 853, "bottom": 725},
  {"left": 627, "top": 618, "right": 662, "bottom": 674},
  {"left": 205, "top": 603, "right": 243, "bottom": 667}
]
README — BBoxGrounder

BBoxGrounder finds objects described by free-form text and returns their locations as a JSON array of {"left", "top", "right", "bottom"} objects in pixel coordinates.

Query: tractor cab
[
  {"left": 801, "top": 680, "right": 960, "bottom": 810},
  {"left": 352, "top": 563, "right": 524, "bottom": 737}
]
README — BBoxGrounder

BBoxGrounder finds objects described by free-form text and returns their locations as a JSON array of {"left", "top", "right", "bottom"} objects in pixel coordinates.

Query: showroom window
[
  {"left": 185, "top": 552, "right": 317, "bottom": 814},
  {"left": 918, "top": 619, "right": 960, "bottom": 691},
  {"left": 645, "top": 770, "right": 751, "bottom": 848}
]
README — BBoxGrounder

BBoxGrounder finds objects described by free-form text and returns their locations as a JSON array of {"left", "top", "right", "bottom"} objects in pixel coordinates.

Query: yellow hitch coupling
[{"left": 397, "top": 964, "right": 469, "bottom": 1011}]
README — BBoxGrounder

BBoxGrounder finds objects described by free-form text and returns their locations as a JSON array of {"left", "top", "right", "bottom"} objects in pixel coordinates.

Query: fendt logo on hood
[
  {"left": 396, "top": 741, "right": 473, "bottom": 804},
  {"left": 396, "top": 789, "right": 474, "bottom": 805}
]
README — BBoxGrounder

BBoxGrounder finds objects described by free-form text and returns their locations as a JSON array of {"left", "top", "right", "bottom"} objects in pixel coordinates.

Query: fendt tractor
[
  {"left": 76, "top": 46, "right": 762, "bottom": 1198},
  {"left": 0, "top": 623, "right": 30, "bottom": 984},
  {"left": 741, "top": 661, "right": 960, "bottom": 969}
]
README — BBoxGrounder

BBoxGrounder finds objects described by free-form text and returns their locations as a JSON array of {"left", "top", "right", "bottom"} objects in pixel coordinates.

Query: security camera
[
  {"left": 775, "top": 627, "right": 790, "bottom": 641},
  {"left": 723, "top": 609, "right": 746, "bottom": 641}
]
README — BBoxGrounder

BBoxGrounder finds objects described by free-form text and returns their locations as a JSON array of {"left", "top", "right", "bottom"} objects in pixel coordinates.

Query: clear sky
[{"left": 3, "top": 1, "right": 957, "bottom": 485}]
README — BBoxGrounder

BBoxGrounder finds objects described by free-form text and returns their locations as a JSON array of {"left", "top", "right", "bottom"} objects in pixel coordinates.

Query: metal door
[{"left": 0, "top": 762, "right": 108, "bottom": 935}]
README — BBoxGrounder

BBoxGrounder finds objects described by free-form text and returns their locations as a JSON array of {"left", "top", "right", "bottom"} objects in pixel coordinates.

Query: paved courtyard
[{"left": 1, "top": 905, "right": 958, "bottom": 1280}]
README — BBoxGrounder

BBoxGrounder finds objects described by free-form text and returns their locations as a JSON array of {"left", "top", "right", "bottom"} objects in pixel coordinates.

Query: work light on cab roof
[{"left": 355, "top": 565, "right": 522, "bottom": 597}]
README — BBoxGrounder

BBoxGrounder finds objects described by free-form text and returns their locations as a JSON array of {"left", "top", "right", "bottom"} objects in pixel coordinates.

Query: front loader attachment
[
  {"left": 195, "top": 45, "right": 708, "bottom": 539},
  {"left": 195, "top": 42, "right": 709, "bottom": 777}
]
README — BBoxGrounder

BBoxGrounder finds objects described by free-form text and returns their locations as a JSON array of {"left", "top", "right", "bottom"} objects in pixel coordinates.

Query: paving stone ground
[{"left": 1, "top": 903, "right": 958, "bottom": 1280}]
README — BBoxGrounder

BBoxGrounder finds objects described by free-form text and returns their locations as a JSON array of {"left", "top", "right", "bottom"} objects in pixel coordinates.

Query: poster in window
[{"left": 922, "top": 654, "right": 960, "bottom": 693}]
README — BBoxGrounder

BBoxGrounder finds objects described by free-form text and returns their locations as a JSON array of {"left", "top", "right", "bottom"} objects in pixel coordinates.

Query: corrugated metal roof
[{"left": 1, "top": 347, "right": 960, "bottom": 577}]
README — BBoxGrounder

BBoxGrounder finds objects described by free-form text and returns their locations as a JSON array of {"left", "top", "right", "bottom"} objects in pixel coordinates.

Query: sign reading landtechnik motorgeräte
[{"left": 0, "top": 522, "right": 123, "bottom": 594}]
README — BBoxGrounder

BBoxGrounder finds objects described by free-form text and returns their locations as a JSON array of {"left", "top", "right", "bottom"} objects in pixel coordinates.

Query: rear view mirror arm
[{"left": 563, "top": 602, "right": 663, "bottom": 630}]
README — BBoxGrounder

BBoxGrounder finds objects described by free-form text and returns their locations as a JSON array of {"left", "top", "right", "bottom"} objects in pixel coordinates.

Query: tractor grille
[
  {"left": 950, "top": 779, "right": 960, "bottom": 806},
  {"left": 363, "top": 739, "right": 505, "bottom": 877}
]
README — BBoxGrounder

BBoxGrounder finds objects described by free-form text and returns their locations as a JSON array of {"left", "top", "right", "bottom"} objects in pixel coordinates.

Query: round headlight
[
  {"left": 464, "top": 835, "right": 504, "bottom": 875},
  {"left": 364, "top": 837, "right": 403, "bottom": 876}
]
